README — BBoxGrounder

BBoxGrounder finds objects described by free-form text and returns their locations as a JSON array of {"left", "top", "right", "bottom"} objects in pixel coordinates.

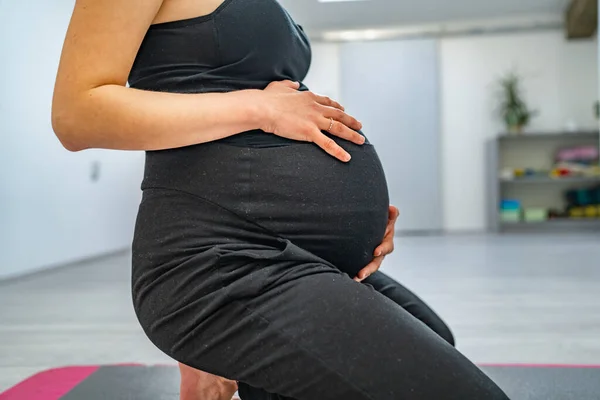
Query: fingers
[
  {"left": 320, "top": 116, "right": 365, "bottom": 146},
  {"left": 355, "top": 205, "right": 400, "bottom": 282},
  {"left": 310, "top": 92, "right": 365, "bottom": 147},
  {"left": 389, "top": 205, "right": 400, "bottom": 222},
  {"left": 311, "top": 130, "right": 352, "bottom": 162},
  {"left": 321, "top": 106, "right": 362, "bottom": 131},
  {"left": 374, "top": 239, "right": 394, "bottom": 257},
  {"left": 375, "top": 206, "right": 400, "bottom": 256},
  {"left": 383, "top": 205, "right": 400, "bottom": 236},
  {"left": 313, "top": 94, "right": 345, "bottom": 111},
  {"left": 280, "top": 80, "right": 301, "bottom": 90},
  {"left": 266, "top": 80, "right": 300, "bottom": 92},
  {"left": 354, "top": 257, "right": 384, "bottom": 282}
]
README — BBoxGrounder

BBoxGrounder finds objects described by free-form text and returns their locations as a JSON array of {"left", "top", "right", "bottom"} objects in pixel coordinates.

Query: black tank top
[{"left": 128, "top": 0, "right": 313, "bottom": 147}]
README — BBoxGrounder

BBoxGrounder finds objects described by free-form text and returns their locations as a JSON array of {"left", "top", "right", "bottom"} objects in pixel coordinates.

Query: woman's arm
[
  {"left": 52, "top": 0, "right": 266, "bottom": 152},
  {"left": 53, "top": 0, "right": 364, "bottom": 161}
]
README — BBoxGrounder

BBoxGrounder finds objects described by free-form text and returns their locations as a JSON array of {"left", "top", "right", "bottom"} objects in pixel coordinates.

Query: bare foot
[{"left": 179, "top": 362, "right": 238, "bottom": 400}]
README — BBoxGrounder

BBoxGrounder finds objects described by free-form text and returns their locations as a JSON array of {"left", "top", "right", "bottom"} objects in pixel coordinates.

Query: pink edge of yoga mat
[
  {"left": 4, "top": 362, "right": 598, "bottom": 400},
  {"left": 0, "top": 366, "right": 99, "bottom": 400}
]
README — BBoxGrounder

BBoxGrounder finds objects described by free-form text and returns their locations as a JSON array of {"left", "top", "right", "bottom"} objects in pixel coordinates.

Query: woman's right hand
[{"left": 259, "top": 80, "right": 365, "bottom": 162}]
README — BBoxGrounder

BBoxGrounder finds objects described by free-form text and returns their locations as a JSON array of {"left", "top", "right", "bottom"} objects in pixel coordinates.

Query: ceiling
[{"left": 279, "top": 0, "right": 570, "bottom": 32}]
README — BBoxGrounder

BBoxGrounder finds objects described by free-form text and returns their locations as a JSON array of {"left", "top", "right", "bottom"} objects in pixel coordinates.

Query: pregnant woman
[{"left": 52, "top": 0, "right": 509, "bottom": 399}]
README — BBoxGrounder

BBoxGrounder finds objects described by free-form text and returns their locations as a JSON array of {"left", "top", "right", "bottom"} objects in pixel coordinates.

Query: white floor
[{"left": 1, "top": 233, "right": 599, "bottom": 392}]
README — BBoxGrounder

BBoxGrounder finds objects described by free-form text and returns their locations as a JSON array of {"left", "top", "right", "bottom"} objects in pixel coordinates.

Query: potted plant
[{"left": 498, "top": 72, "right": 537, "bottom": 134}]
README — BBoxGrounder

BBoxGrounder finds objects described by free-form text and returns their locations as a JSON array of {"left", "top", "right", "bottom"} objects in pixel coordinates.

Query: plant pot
[{"left": 508, "top": 124, "right": 524, "bottom": 134}]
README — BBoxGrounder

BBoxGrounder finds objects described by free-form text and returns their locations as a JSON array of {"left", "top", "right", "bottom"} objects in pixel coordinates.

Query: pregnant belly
[
  {"left": 142, "top": 136, "right": 390, "bottom": 278},
  {"left": 244, "top": 140, "right": 390, "bottom": 277}
]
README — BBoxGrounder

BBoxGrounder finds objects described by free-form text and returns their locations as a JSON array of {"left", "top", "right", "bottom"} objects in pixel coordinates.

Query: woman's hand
[
  {"left": 354, "top": 206, "right": 400, "bottom": 282},
  {"left": 259, "top": 80, "right": 365, "bottom": 162}
]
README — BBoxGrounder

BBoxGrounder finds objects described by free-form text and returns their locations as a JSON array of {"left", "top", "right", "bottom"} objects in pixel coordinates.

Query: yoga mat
[{"left": 2, "top": 364, "right": 599, "bottom": 399}]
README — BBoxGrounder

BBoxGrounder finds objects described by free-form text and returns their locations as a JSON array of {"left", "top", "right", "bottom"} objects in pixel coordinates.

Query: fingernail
[
  {"left": 376, "top": 250, "right": 383, "bottom": 256},
  {"left": 344, "top": 154, "right": 351, "bottom": 162}
]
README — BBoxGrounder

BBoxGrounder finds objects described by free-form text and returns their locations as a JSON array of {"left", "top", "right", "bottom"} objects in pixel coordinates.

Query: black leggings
[
  {"left": 132, "top": 141, "right": 509, "bottom": 400},
  {"left": 235, "top": 270, "right": 456, "bottom": 400},
  {"left": 362, "top": 272, "right": 455, "bottom": 347}
]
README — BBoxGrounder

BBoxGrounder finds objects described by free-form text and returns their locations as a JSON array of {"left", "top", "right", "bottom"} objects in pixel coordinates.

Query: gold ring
[{"left": 328, "top": 118, "right": 334, "bottom": 132}]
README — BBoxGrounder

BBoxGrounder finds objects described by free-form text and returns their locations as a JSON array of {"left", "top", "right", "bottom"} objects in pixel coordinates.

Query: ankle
[{"left": 179, "top": 363, "right": 238, "bottom": 400}]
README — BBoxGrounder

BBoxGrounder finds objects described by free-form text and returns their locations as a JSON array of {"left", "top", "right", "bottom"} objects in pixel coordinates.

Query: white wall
[
  {"left": 340, "top": 39, "right": 443, "bottom": 232},
  {"left": 304, "top": 43, "right": 342, "bottom": 100},
  {"left": 441, "top": 31, "right": 598, "bottom": 231},
  {"left": 0, "top": 0, "right": 144, "bottom": 279},
  {"left": 306, "top": 31, "right": 598, "bottom": 232}
]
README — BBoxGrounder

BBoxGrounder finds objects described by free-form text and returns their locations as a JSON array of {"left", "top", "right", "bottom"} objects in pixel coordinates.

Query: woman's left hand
[{"left": 354, "top": 205, "right": 400, "bottom": 282}]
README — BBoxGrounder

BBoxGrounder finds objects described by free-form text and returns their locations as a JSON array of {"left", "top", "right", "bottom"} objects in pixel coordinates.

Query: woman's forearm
[{"left": 51, "top": 84, "right": 266, "bottom": 152}]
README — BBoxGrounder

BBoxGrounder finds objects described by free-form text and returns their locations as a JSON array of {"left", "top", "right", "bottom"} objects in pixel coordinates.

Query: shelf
[
  {"left": 500, "top": 176, "right": 600, "bottom": 184},
  {"left": 500, "top": 219, "right": 600, "bottom": 233},
  {"left": 488, "top": 131, "right": 600, "bottom": 234},
  {"left": 498, "top": 131, "right": 599, "bottom": 141}
]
